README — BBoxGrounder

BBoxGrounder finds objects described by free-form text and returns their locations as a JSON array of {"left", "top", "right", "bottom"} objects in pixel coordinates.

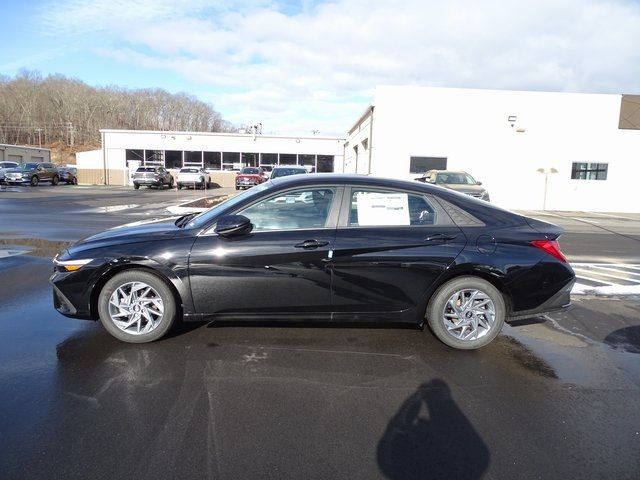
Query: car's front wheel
[
  {"left": 133, "top": 183, "right": 140, "bottom": 190},
  {"left": 51, "top": 175, "right": 59, "bottom": 186},
  {"left": 426, "top": 276, "right": 505, "bottom": 350},
  {"left": 97, "top": 270, "right": 177, "bottom": 343},
  {"left": 30, "top": 176, "right": 39, "bottom": 187}
]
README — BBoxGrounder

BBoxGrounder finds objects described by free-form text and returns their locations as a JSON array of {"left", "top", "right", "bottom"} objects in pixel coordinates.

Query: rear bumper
[
  {"left": 506, "top": 278, "right": 574, "bottom": 321},
  {"left": 133, "top": 179, "right": 161, "bottom": 185}
]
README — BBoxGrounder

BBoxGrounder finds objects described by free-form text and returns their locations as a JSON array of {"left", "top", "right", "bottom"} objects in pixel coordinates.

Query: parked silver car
[
  {"left": 0, "top": 161, "right": 19, "bottom": 184},
  {"left": 416, "top": 170, "right": 490, "bottom": 201},
  {"left": 177, "top": 167, "right": 211, "bottom": 189},
  {"left": 132, "top": 166, "right": 174, "bottom": 189}
]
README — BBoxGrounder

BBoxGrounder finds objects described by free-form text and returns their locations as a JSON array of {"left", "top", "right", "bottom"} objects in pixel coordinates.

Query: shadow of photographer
[{"left": 377, "top": 379, "right": 490, "bottom": 480}]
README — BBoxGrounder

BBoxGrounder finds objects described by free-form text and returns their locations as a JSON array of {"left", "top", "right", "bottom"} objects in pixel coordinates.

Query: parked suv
[
  {"left": 0, "top": 161, "right": 19, "bottom": 184},
  {"left": 5, "top": 162, "right": 60, "bottom": 186},
  {"left": 132, "top": 166, "right": 174, "bottom": 189},
  {"left": 57, "top": 165, "right": 78, "bottom": 185},
  {"left": 416, "top": 170, "right": 490, "bottom": 201},
  {"left": 177, "top": 167, "right": 211, "bottom": 190}
]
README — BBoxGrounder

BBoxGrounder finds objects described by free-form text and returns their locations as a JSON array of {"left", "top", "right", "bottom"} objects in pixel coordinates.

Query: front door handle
[
  {"left": 294, "top": 239, "right": 330, "bottom": 249},
  {"left": 424, "top": 233, "right": 457, "bottom": 243}
]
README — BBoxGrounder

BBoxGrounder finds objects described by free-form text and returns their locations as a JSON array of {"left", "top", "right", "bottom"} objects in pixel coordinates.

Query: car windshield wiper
[{"left": 174, "top": 212, "right": 199, "bottom": 228}]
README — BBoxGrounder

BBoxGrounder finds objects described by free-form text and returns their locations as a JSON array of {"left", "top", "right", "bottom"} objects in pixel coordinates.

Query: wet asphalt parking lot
[{"left": 1, "top": 185, "right": 639, "bottom": 479}]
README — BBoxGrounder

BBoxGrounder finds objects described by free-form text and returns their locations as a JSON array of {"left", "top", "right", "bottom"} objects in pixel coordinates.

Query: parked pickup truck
[
  {"left": 4, "top": 162, "right": 60, "bottom": 186},
  {"left": 177, "top": 167, "right": 211, "bottom": 189},
  {"left": 132, "top": 166, "right": 174, "bottom": 189}
]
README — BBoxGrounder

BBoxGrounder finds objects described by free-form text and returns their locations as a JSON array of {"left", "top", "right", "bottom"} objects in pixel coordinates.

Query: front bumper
[
  {"left": 236, "top": 180, "right": 260, "bottom": 187},
  {"left": 50, "top": 269, "right": 96, "bottom": 320}
]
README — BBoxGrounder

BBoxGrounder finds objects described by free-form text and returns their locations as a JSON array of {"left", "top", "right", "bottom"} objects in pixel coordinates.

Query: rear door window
[{"left": 348, "top": 189, "right": 446, "bottom": 227}]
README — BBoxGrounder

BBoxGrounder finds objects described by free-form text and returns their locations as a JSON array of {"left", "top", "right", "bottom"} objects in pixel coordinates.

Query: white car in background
[
  {"left": 0, "top": 161, "right": 19, "bottom": 184},
  {"left": 176, "top": 167, "right": 211, "bottom": 190}
]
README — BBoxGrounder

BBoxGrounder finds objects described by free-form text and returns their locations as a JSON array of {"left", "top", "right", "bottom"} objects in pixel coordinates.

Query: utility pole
[{"left": 36, "top": 128, "right": 42, "bottom": 148}]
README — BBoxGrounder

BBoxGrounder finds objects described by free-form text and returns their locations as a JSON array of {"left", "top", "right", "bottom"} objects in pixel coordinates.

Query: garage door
[
  {"left": 8, "top": 155, "right": 22, "bottom": 162},
  {"left": 31, "top": 156, "right": 44, "bottom": 162}
]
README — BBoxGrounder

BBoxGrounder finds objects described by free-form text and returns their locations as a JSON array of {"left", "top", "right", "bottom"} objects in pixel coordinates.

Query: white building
[
  {"left": 77, "top": 129, "right": 344, "bottom": 186},
  {"left": 344, "top": 86, "right": 640, "bottom": 212}
]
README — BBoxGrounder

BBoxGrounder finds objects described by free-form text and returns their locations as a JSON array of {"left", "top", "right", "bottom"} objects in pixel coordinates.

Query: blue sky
[{"left": 2, "top": 0, "right": 640, "bottom": 136}]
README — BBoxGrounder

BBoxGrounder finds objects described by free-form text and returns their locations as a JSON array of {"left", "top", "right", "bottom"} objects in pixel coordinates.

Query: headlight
[{"left": 53, "top": 258, "right": 93, "bottom": 272}]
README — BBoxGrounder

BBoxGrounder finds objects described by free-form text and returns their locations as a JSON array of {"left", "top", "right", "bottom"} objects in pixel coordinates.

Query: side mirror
[
  {"left": 37, "top": 165, "right": 43, "bottom": 171},
  {"left": 476, "top": 181, "right": 482, "bottom": 185},
  {"left": 215, "top": 214, "right": 252, "bottom": 237}
]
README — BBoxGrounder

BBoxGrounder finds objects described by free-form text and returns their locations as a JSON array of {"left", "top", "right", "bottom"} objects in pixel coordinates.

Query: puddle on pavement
[
  {"left": 604, "top": 326, "right": 640, "bottom": 354},
  {"left": 495, "top": 335, "right": 558, "bottom": 379},
  {"left": 0, "top": 238, "right": 71, "bottom": 259},
  {"left": 77, "top": 204, "right": 140, "bottom": 213}
]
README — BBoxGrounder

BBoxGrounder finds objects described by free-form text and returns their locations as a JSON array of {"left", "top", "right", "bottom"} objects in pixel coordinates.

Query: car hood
[
  {"left": 440, "top": 183, "right": 486, "bottom": 194},
  {"left": 68, "top": 217, "right": 183, "bottom": 254}
]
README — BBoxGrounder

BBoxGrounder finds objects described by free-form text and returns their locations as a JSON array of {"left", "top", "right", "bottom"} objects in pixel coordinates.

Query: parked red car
[{"left": 235, "top": 167, "right": 265, "bottom": 190}]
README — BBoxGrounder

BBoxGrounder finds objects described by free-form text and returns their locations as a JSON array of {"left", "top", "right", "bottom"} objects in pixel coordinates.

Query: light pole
[{"left": 537, "top": 167, "right": 558, "bottom": 210}]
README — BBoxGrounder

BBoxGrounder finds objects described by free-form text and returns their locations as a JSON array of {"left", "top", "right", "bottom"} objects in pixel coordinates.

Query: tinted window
[
  {"left": 571, "top": 162, "right": 608, "bottom": 180},
  {"left": 270, "top": 167, "right": 307, "bottom": 179},
  {"left": 239, "top": 187, "right": 336, "bottom": 231},
  {"left": 136, "top": 167, "right": 156, "bottom": 172},
  {"left": 410, "top": 156, "right": 447, "bottom": 174},
  {"left": 21, "top": 163, "right": 38, "bottom": 170},
  {"left": 349, "top": 189, "right": 438, "bottom": 226}
]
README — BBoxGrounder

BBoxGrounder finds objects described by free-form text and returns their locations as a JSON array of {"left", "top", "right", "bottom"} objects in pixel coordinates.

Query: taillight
[{"left": 531, "top": 239, "right": 567, "bottom": 263}]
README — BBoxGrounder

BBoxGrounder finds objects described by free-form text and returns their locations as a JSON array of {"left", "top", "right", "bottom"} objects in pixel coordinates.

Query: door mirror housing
[
  {"left": 476, "top": 181, "right": 482, "bottom": 185},
  {"left": 215, "top": 215, "right": 253, "bottom": 237}
]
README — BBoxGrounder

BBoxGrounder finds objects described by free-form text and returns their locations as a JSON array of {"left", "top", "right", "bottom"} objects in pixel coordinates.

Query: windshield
[
  {"left": 20, "top": 163, "right": 38, "bottom": 170},
  {"left": 270, "top": 167, "right": 306, "bottom": 179},
  {"left": 187, "top": 181, "right": 273, "bottom": 229},
  {"left": 436, "top": 172, "right": 477, "bottom": 185},
  {"left": 241, "top": 167, "right": 260, "bottom": 175}
]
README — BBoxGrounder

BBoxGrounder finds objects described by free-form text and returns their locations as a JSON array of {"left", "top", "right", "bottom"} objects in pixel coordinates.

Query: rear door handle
[
  {"left": 294, "top": 239, "right": 330, "bottom": 249},
  {"left": 424, "top": 233, "right": 457, "bottom": 243}
]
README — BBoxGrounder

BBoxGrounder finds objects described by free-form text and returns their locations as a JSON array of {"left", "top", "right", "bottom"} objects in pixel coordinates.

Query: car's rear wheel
[
  {"left": 177, "top": 184, "right": 183, "bottom": 190},
  {"left": 51, "top": 175, "right": 59, "bottom": 186},
  {"left": 98, "top": 270, "right": 177, "bottom": 343},
  {"left": 426, "top": 276, "right": 505, "bottom": 350},
  {"left": 133, "top": 183, "right": 140, "bottom": 190},
  {"left": 158, "top": 178, "right": 165, "bottom": 189},
  {"left": 30, "top": 176, "right": 39, "bottom": 187},
  {"left": 72, "top": 176, "right": 78, "bottom": 185}
]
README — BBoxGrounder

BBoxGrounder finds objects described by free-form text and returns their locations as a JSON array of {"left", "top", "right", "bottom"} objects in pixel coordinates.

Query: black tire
[
  {"left": 158, "top": 179, "right": 164, "bottom": 190},
  {"left": 426, "top": 276, "right": 505, "bottom": 350},
  {"left": 51, "top": 175, "right": 59, "bottom": 186},
  {"left": 169, "top": 177, "right": 174, "bottom": 188},
  {"left": 30, "top": 176, "right": 39, "bottom": 187},
  {"left": 72, "top": 177, "right": 78, "bottom": 185},
  {"left": 177, "top": 184, "right": 183, "bottom": 190},
  {"left": 133, "top": 183, "right": 140, "bottom": 190},
  {"left": 235, "top": 186, "right": 240, "bottom": 190},
  {"left": 97, "top": 270, "right": 177, "bottom": 343}
]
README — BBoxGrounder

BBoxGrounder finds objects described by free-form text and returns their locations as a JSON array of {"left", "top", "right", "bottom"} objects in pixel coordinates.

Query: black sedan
[{"left": 51, "top": 174, "right": 574, "bottom": 349}]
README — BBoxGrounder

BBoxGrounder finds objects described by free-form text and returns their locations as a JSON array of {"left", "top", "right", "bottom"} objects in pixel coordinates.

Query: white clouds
[{"left": 39, "top": 0, "right": 640, "bottom": 135}]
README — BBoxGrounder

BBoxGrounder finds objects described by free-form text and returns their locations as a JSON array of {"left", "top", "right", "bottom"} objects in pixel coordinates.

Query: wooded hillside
[{"left": 0, "top": 70, "right": 235, "bottom": 150}]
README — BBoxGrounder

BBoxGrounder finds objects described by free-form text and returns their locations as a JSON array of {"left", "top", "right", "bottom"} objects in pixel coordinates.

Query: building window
[
  {"left": 165, "top": 151, "right": 182, "bottom": 169},
  {"left": 260, "top": 153, "right": 278, "bottom": 166},
  {"left": 410, "top": 156, "right": 447, "bottom": 174},
  {"left": 242, "top": 152, "right": 259, "bottom": 167},
  {"left": 144, "top": 150, "right": 163, "bottom": 164},
  {"left": 222, "top": 152, "right": 240, "bottom": 170},
  {"left": 280, "top": 154, "right": 297, "bottom": 165},
  {"left": 126, "top": 149, "right": 144, "bottom": 162},
  {"left": 204, "top": 152, "right": 221, "bottom": 170},
  {"left": 184, "top": 151, "right": 202, "bottom": 164},
  {"left": 317, "top": 155, "right": 334, "bottom": 173},
  {"left": 571, "top": 163, "right": 608, "bottom": 180}
]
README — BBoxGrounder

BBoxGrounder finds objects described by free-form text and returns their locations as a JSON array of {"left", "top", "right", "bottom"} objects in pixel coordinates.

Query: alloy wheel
[
  {"left": 108, "top": 281, "right": 164, "bottom": 335},
  {"left": 442, "top": 289, "right": 495, "bottom": 341}
]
